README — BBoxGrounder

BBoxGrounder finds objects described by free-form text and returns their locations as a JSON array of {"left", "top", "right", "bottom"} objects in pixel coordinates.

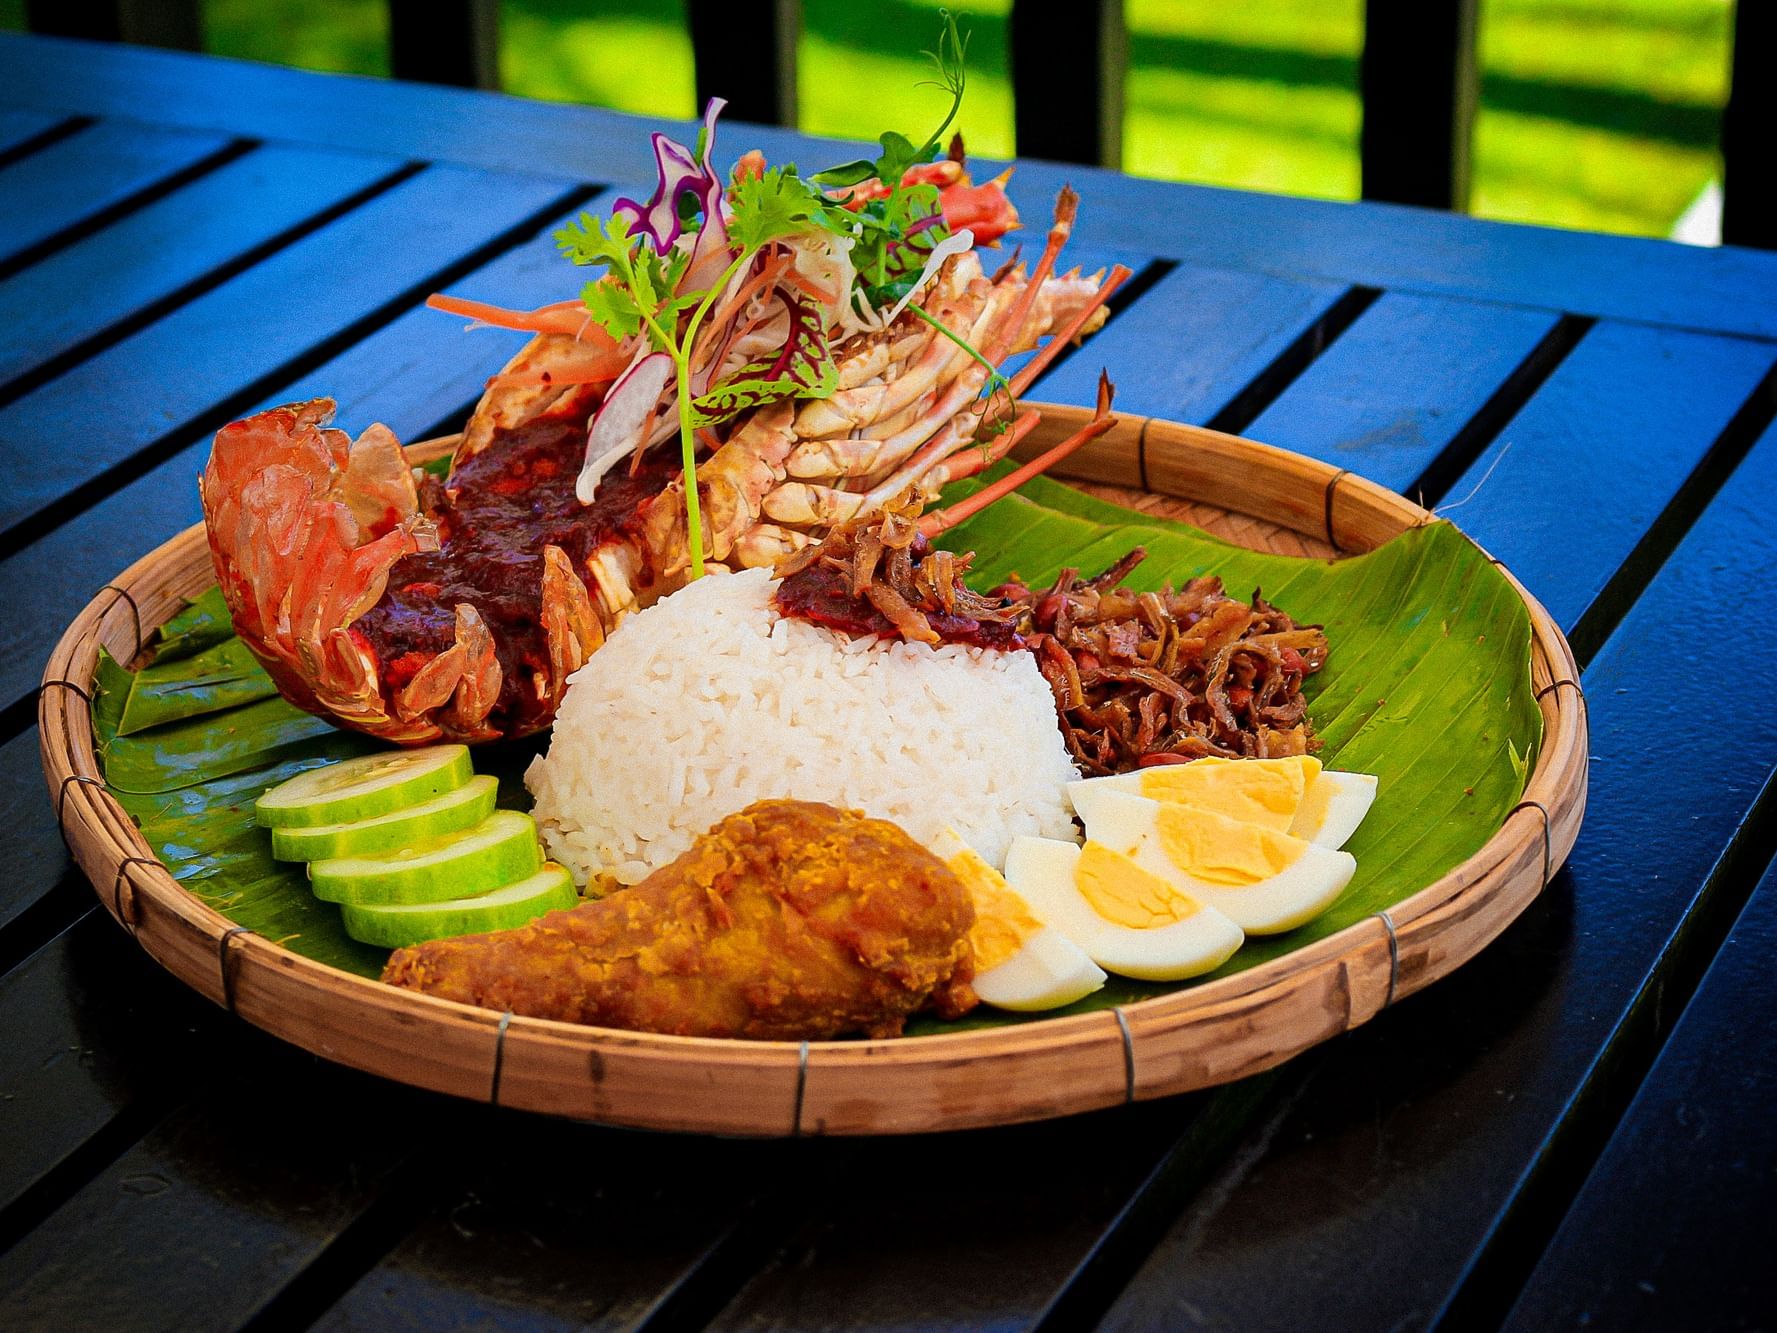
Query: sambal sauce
[
  {"left": 774, "top": 561, "right": 1024, "bottom": 650},
  {"left": 352, "top": 415, "right": 679, "bottom": 735}
]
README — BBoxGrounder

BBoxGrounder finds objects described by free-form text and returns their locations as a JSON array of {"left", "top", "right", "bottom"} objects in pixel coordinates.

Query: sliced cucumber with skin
[
  {"left": 270, "top": 776, "right": 499, "bottom": 862},
  {"left": 310, "top": 810, "right": 542, "bottom": 906},
  {"left": 256, "top": 744, "right": 472, "bottom": 829},
  {"left": 342, "top": 863, "right": 578, "bottom": 949}
]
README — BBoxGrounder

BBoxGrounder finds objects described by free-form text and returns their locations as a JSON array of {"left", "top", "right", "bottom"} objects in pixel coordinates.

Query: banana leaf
[
  {"left": 87, "top": 479, "right": 1540, "bottom": 1023},
  {"left": 146, "top": 586, "right": 237, "bottom": 664},
  {"left": 118, "top": 636, "right": 278, "bottom": 735}
]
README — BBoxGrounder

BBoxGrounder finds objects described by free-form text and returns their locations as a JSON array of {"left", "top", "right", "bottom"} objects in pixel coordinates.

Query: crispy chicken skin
[{"left": 381, "top": 799, "right": 978, "bottom": 1039}]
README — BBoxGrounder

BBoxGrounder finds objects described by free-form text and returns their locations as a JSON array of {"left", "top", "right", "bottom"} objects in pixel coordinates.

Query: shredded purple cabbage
[{"left": 613, "top": 98, "right": 730, "bottom": 257}]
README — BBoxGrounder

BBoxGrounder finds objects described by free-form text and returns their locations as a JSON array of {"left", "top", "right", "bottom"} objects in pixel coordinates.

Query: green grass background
[{"left": 1, "top": 0, "right": 1731, "bottom": 239}]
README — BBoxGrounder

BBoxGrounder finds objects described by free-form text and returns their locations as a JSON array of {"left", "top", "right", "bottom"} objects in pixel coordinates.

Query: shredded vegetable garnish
[{"left": 550, "top": 9, "right": 1008, "bottom": 579}]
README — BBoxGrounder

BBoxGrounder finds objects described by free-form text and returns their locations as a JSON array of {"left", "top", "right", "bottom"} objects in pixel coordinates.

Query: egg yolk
[
  {"left": 1074, "top": 842, "right": 1202, "bottom": 928},
  {"left": 948, "top": 849, "right": 1044, "bottom": 971},
  {"left": 1137, "top": 756, "right": 1319, "bottom": 832},
  {"left": 1292, "top": 773, "right": 1335, "bottom": 836},
  {"left": 1155, "top": 805, "right": 1300, "bottom": 886}
]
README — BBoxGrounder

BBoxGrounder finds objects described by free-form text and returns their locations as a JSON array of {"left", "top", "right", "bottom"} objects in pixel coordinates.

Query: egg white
[
  {"left": 1003, "top": 836, "right": 1245, "bottom": 982},
  {"left": 1069, "top": 787, "right": 1356, "bottom": 935},
  {"left": 973, "top": 926, "right": 1108, "bottom": 1010},
  {"left": 929, "top": 828, "right": 1106, "bottom": 1011},
  {"left": 1288, "top": 769, "right": 1379, "bottom": 849}
]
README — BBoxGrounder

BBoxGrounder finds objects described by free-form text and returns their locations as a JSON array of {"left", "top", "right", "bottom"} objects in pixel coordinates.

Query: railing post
[
  {"left": 1010, "top": 0, "right": 1125, "bottom": 167},
  {"left": 687, "top": 0, "right": 799, "bottom": 125},
  {"left": 389, "top": 0, "right": 501, "bottom": 91},
  {"left": 23, "top": 0, "right": 202, "bottom": 50},
  {"left": 1723, "top": 0, "right": 1774, "bottom": 249},
  {"left": 1360, "top": 0, "right": 1479, "bottom": 210}
]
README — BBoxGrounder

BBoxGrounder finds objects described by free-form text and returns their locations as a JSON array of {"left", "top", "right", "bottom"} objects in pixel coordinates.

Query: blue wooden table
[{"left": 1, "top": 31, "right": 1774, "bottom": 1331}]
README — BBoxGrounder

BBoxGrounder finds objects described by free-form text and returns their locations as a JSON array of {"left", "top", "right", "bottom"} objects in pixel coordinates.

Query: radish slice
[
  {"left": 884, "top": 227, "right": 975, "bottom": 326},
  {"left": 576, "top": 351, "right": 676, "bottom": 503}
]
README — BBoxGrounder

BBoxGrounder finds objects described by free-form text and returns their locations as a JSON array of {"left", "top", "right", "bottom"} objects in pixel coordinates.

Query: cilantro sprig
[{"left": 557, "top": 167, "right": 840, "bottom": 578}]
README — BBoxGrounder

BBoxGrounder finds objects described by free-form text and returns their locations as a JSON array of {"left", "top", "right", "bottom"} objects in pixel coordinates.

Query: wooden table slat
[
  {"left": 0, "top": 729, "right": 74, "bottom": 940},
  {"left": 313, "top": 1130, "right": 799, "bottom": 1333},
  {"left": 0, "top": 142, "right": 405, "bottom": 393},
  {"left": 1240, "top": 289, "right": 1563, "bottom": 498},
  {"left": 1506, "top": 848, "right": 1777, "bottom": 1328},
  {"left": 0, "top": 107, "right": 68, "bottom": 158},
  {"left": 1434, "top": 321, "right": 1775, "bottom": 638},
  {"left": 0, "top": 911, "right": 213, "bottom": 1227},
  {"left": 0, "top": 117, "right": 235, "bottom": 270},
  {"left": 0, "top": 1051, "right": 421, "bottom": 1330},
  {"left": 0, "top": 162, "right": 579, "bottom": 552},
  {"left": 1093, "top": 418, "right": 1777, "bottom": 1331}
]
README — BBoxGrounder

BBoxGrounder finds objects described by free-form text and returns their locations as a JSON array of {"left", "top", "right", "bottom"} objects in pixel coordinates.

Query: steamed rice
[{"left": 527, "top": 567, "right": 1079, "bottom": 886}]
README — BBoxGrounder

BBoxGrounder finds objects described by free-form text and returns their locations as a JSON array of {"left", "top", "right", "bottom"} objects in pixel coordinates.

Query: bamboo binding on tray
[{"left": 40, "top": 405, "right": 1588, "bottom": 1136}]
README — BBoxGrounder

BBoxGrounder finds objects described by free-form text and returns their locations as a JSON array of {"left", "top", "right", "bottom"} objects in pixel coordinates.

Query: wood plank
[
  {"left": 1010, "top": 0, "right": 1125, "bottom": 167},
  {"left": 0, "top": 142, "right": 405, "bottom": 392},
  {"left": 688, "top": 0, "right": 798, "bottom": 126},
  {"left": 703, "top": 1097, "right": 1256, "bottom": 1331},
  {"left": 1359, "top": 0, "right": 1479, "bottom": 210},
  {"left": 1035, "top": 261, "right": 1349, "bottom": 425},
  {"left": 0, "top": 911, "right": 215, "bottom": 1225},
  {"left": 0, "top": 162, "right": 579, "bottom": 551},
  {"left": 313, "top": 1130, "right": 797, "bottom": 1331},
  {"left": 1507, "top": 852, "right": 1777, "bottom": 1328},
  {"left": 0, "top": 107, "right": 66, "bottom": 157},
  {"left": 0, "top": 1039, "right": 425, "bottom": 1330},
  {"left": 1093, "top": 414, "right": 1777, "bottom": 1332},
  {"left": 0, "top": 728, "right": 74, "bottom": 940},
  {"left": 0, "top": 118, "right": 234, "bottom": 268},
  {"left": 1241, "top": 290, "right": 1562, "bottom": 496},
  {"left": 7, "top": 35, "right": 1777, "bottom": 338},
  {"left": 1429, "top": 321, "right": 1775, "bottom": 645}
]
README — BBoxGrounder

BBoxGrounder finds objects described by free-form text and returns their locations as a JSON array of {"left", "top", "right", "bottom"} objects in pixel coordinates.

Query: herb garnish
[{"left": 553, "top": 10, "right": 1005, "bottom": 580}]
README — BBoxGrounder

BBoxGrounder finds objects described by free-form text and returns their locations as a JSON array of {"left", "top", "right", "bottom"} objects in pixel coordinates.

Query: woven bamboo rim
[{"left": 41, "top": 405, "right": 1586, "bottom": 1136}]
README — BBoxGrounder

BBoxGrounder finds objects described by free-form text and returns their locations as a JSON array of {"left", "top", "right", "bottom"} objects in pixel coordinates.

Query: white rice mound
[{"left": 527, "top": 566, "right": 1080, "bottom": 886}]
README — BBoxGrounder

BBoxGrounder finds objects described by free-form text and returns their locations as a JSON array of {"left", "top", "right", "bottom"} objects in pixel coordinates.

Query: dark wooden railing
[{"left": 20, "top": 0, "right": 1771, "bottom": 248}]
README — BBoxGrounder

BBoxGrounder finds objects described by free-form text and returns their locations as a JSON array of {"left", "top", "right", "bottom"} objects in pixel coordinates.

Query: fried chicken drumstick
[{"left": 382, "top": 800, "right": 978, "bottom": 1039}]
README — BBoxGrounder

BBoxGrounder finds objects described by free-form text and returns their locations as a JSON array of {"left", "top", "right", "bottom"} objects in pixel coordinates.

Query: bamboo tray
[{"left": 41, "top": 404, "right": 1587, "bottom": 1136}]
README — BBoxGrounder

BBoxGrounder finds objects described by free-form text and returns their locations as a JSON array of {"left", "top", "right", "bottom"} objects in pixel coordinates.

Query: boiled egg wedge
[
  {"left": 930, "top": 828, "right": 1106, "bottom": 1012},
  {"left": 1069, "top": 755, "right": 1378, "bottom": 850},
  {"left": 1068, "top": 787, "right": 1356, "bottom": 935},
  {"left": 1003, "top": 837, "right": 1244, "bottom": 982},
  {"left": 1287, "top": 769, "right": 1378, "bottom": 849}
]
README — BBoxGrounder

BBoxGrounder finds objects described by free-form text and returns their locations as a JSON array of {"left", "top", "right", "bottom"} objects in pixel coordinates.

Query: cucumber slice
[
  {"left": 342, "top": 863, "right": 579, "bottom": 949},
  {"left": 256, "top": 744, "right": 472, "bottom": 829},
  {"left": 310, "top": 810, "right": 542, "bottom": 906},
  {"left": 270, "top": 776, "right": 498, "bottom": 862}
]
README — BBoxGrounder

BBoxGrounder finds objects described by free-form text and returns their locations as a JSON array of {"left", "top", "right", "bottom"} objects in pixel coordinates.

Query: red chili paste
[{"left": 353, "top": 416, "right": 677, "bottom": 734}]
